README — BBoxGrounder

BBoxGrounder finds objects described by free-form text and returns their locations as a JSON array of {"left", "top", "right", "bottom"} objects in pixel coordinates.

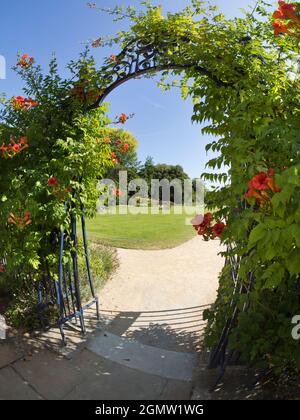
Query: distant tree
[
  {"left": 139, "top": 158, "right": 190, "bottom": 203},
  {"left": 103, "top": 128, "right": 141, "bottom": 182},
  {"left": 138, "top": 156, "right": 155, "bottom": 185},
  {"left": 151, "top": 164, "right": 189, "bottom": 182}
]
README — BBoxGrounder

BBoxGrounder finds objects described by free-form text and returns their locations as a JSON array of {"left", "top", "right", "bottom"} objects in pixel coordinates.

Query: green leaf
[
  {"left": 291, "top": 224, "right": 300, "bottom": 248},
  {"left": 248, "top": 224, "right": 266, "bottom": 249},
  {"left": 262, "top": 263, "right": 285, "bottom": 289},
  {"left": 285, "top": 249, "right": 300, "bottom": 276}
]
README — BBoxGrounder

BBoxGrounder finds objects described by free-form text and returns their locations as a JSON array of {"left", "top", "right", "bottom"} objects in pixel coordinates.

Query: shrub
[{"left": 3, "top": 243, "right": 118, "bottom": 330}]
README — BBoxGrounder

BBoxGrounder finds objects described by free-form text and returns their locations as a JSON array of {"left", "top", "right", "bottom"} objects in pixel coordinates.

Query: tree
[
  {"left": 103, "top": 128, "right": 141, "bottom": 182},
  {"left": 139, "top": 159, "right": 189, "bottom": 203},
  {"left": 137, "top": 156, "right": 155, "bottom": 185}
]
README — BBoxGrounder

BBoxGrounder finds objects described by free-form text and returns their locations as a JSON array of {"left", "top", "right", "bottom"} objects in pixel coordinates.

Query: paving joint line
[{"left": 10, "top": 363, "right": 47, "bottom": 400}]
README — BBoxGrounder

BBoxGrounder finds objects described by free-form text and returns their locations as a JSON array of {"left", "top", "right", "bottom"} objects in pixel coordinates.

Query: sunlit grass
[{"left": 86, "top": 206, "right": 201, "bottom": 250}]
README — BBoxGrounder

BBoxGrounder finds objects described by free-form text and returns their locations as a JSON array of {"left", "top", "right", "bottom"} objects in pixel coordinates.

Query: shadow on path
[{"left": 99, "top": 304, "right": 210, "bottom": 353}]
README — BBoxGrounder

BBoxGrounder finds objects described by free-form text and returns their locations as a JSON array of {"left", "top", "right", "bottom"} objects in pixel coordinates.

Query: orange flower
[
  {"left": 0, "top": 142, "right": 8, "bottom": 158},
  {"left": 113, "top": 188, "right": 124, "bottom": 197},
  {"left": 273, "top": 10, "right": 284, "bottom": 19},
  {"left": 191, "top": 214, "right": 204, "bottom": 227},
  {"left": 0, "top": 136, "right": 28, "bottom": 158},
  {"left": 12, "top": 96, "right": 38, "bottom": 110},
  {"left": 8, "top": 212, "right": 32, "bottom": 229},
  {"left": 245, "top": 169, "right": 281, "bottom": 205},
  {"left": 267, "top": 177, "right": 282, "bottom": 193},
  {"left": 248, "top": 172, "right": 270, "bottom": 191},
  {"left": 111, "top": 152, "right": 119, "bottom": 165},
  {"left": 17, "top": 54, "right": 34, "bottom": 69},
  {"left": 191, "top": 213, "right": 225, "bottom": 240},
  {"left": 122, "top": 143, "right": 130, "bottom": 153},
  {"left": 11, "top": 143, "right": 21, "bottom": 153},
  {"left": 10, "top": 135, "right": 28, "bottom": 154},
  {"left": 19, "top": 136, "right": 28, "bottom": 146},
  {"left": 278, "top": 1, "right": 297, "bottom": 20},
  {"left": 118, "top": 113, "right": 128, "bottom": 124},
  {"left": 91, "top": 38, "right": 102, "bottom": 48},
  {"left": 110, "top": 54, "right": 117, "bottom": 62},
  {"left": 245, "top": 188, "right": 262, "bottom": 200},
  {"left": 272, "top": 20, "right": 290, "bottom": 35},
  {"left": 191, "top": 213, "right": 213, "bottom": 236},
  {"left": 12, "top": 96, "right": 25, "bottom": 108},
  {"left": 245, "top": 189, "right": 270, "bottom": 204},
  {"left": 25, "top": 98, "right": 39, "bottom": 108},
  {"left": 272, "top": 2, "right": 300, "bottom": 36}
]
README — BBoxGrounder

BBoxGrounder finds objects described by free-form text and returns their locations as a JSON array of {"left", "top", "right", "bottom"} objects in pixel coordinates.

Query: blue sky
[{"left": 0, "top": 0, "right": 262, "bottom": 178}]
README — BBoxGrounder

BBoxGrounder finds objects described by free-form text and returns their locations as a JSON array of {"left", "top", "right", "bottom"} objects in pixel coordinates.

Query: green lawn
[{"left": 86, "top": 207, "right": 197, "bottom": 250}]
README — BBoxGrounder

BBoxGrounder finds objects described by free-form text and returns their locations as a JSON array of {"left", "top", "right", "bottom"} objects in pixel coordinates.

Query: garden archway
[
  {"left": 79, "top": 37, "right": 243, "bottom": 372},
  {"left": 2, "top": 1, "right": 299, "bottom": 380}
]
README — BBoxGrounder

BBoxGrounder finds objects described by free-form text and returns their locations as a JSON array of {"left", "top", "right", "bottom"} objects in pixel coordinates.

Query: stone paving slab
[
  {"left": 86, "top": 331, "right": 196, "bottom": 382},
  {"left": 14, "top": 347, "right": 171, "bottom": 400},
  {"left": 11, "top": 344, "right": 194, "bottom": 401},
  {"left": 0, "top": 366, "right": 43, "bottom": 400},
  {"left": 63, "top": 355, "right": 168, "bottom": 400},
  {"left": 0, "top": 341, "right": 25, "bottom": 369},
  {"left": 14, "top": 349, "right": 93, "bottom": 400}
]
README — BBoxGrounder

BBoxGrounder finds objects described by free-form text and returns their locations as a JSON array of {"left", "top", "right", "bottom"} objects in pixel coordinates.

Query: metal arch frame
[
  {"left": 88, "top": 38, "right": 231, "bottom": 109},
  {"left": 85, "top": 37, "right": 243, "bottom": 379},
  {"left": 37, "top": 37, "right": 248, "bottom": 355}
]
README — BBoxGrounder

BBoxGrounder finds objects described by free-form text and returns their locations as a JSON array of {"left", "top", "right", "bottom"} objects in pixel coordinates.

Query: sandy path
[{"left": 100, "top": 237, "right": 224, "bottom": 312}]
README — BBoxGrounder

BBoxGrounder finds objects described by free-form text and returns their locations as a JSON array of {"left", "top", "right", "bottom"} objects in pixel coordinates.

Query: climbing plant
[{"left": 0, "top": 53, "right": 129, "bottom": 281}]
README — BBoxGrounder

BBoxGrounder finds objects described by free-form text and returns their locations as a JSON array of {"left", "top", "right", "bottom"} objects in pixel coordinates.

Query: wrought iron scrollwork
[
  {"left": 118, "top": 40, "right": 160, "bottom": 72},
  {"left": 89, "top": 38, "right": 230, "bottom": 108}
]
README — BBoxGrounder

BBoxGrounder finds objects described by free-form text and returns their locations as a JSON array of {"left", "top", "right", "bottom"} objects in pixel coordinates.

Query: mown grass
[{"left": 86, "top": 206, "right": 198, "bottom": 250}]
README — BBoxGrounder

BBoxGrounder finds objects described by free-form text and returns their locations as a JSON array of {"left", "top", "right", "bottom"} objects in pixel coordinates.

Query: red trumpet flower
[
  {"left": 8, "top": 211, "right": 32, "bottom": 229},
  {"left": 118, "top": 113, "right": 128, "bottom": 124},
  {"left": 0, "top": 136, "right": 28, "bottom": 158},
  {"left": 212, "top": 222, "right": 226, "bottom": 238},
  {"left": 245, "top": 169, "right": 281, "bottom": 206},
  {"left": 47, "top": 176, "right": 59, "bottom": 187},
  {"left": 17, "top": 54, "right": 34, "bottom": 69}
]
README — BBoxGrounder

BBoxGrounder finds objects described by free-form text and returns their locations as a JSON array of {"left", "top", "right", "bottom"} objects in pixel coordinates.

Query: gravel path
[{"left": 100, "top": 237, "right": 225, "bottom": 312}]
